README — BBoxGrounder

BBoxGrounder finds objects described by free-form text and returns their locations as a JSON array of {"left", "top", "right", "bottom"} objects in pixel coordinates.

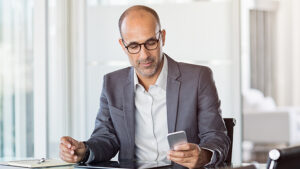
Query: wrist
[
  {"left": 82, "top": 141, "right": 87, "bottom": 152},
  {"left": 78, "top": 142, "right": 90, "bottom": 164},
  {"left": 200, "top": 148, "right": 213, "bottom": 164}
]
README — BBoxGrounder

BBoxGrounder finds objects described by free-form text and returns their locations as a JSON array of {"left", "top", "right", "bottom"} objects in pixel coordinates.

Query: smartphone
[{"left": 167, "top": 131, "right": 188, "bottom": 150}]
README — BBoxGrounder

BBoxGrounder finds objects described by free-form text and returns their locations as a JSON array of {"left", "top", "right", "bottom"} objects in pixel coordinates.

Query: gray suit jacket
[{"left": 86, "top": 55, "right": 230, "bottom": 166}]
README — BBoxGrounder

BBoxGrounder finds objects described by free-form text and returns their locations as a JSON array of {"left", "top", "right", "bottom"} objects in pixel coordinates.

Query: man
[{"left": 60, "top": 5, "right": 230, "bottom": 168}]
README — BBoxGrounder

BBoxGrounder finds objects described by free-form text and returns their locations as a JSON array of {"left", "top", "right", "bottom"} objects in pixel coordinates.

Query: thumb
[
  {"left": 68, "top": 138, "right": 81, "bottom": 150},
  {"left": 77, "top": 142, "right": 86, "bottom": 150},
  {"left": 61, "top": 136, "right": 79, "bottom": 149},
  {"left": 70, "top": 140, "right": 86, "bottom": 151}
]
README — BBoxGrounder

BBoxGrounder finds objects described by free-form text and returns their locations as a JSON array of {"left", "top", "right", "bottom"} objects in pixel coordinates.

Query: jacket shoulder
[
  {"left": 177, "top": 62, "right": 213, "bottom": 76},
  {"left": 104, "top": 66, "right": 132, "bottom": 81}
]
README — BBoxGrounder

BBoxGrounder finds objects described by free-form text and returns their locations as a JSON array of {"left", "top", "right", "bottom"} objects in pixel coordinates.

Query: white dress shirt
[
  {"left": 86, "top": 55, "right": 216, "bottom": 165},
  {"left": 134, "top": 55, "right": 169, "bottom": 161}
]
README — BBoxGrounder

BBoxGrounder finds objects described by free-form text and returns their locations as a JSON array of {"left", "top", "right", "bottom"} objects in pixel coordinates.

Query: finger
[
  {"left": 68, "top": 138, "right": 81, "bottom": 150},
  {"left": 61, "top": 136, "right": 79, "bottom": 150},
  {"left": 174, "top": 143, "right": 196, "bottom": 151},
  {"left": 60, "top": 143, "right": 76, "bottom": 155},
  {"left": 167, "top": 155, "right": 197, "bottom": 169},
  {"left": 60, "top": 136, "right": 72, "bottom": 148},
  {"left": 168, "top": 150, "right": 194, "bottom": 158},
  {"left": 60, "top": 153, "right": 71, "bottom": 162},
  {"left": 173, "top": 161, "right": 193, "bottom": 169},
  {"left": 77, "top": 141, "right": 86, "bottom": 149},
  {"left": 168, "top": 155, "right": 193, "bottom": 164},
  {"left": 60, "top": 152, "right": 78, "bottom": 163},
  {"left": 64, "top": 137, "right": 77, "bottom": 149},
  {"left": 60, "top": 143, "right": 70, "bottom": 153},
  {"left": 60, "top": 155, "right": 76, "bottom": 163},
  {"left": 60, "top": 152, "right": 76, "bottom": 159}
]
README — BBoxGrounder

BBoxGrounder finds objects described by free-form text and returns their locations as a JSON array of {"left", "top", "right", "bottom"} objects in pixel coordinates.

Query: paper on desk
[{"left": 7, "top": 158, "right": 74, "bottom": 168}]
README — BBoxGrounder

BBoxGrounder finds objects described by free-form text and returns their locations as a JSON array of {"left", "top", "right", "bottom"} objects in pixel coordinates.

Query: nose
[{"left": 139, "top": 44, "right": 150, "bottom": 60}]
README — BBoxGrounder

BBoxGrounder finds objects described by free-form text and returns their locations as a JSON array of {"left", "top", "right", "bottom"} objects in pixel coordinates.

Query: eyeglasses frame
[{"left": 122, "top": 30, "right": 162, "bottom": 54}]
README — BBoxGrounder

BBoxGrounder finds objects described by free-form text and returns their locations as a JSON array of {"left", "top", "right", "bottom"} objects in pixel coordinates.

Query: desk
[
  {"left": 0, "top": 158, "right": 266, "bottom": 169},
  {"left": 0, "top": 162, "right": 267, "bottom": 169}
]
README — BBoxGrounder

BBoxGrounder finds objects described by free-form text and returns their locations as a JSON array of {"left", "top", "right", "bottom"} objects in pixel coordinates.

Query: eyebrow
[{"left": 125, "top": 35, "right": 157, "bottom": 46}]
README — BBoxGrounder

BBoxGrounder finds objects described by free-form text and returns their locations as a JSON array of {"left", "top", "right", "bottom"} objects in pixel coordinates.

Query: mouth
[{"left": 140, "top": 61, "right": 153, "bottom": 67}]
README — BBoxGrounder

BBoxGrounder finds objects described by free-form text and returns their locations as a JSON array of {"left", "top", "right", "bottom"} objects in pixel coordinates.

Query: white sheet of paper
[{"left": 7, "top": 158, "right": 74, "bottom": 168}]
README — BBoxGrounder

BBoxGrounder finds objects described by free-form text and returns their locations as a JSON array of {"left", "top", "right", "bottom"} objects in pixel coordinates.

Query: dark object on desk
[
  {"left": 266, "top": 145, "right": 300, "bottom": 169},
  {"left": 223, "top": 118, "right": 236, "bottom": 166},
  {"left": 232, "top": 165, "right": 256, "bottom": 169},
  {"left": 75, "top": 160, "right": 172, "bottom": 169},
  {"left": 220, "top": 164, "right": 256, "bottom": 169},
  {"left": 76, "top": 161, "right": 122, "bottom": 168}
]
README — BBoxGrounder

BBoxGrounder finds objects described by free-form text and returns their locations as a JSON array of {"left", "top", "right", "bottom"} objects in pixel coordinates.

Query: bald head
[{"left": 118, "top": 5, "right": 161, "bottom": 37}]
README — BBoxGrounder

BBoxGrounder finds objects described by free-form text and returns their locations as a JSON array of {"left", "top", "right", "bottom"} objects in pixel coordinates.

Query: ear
[
  {"left": 161, "top": 29, "right": 166, "bottom": 46},
  {"left": 119, "top": 38, "right": 127, "bottom": 53}
]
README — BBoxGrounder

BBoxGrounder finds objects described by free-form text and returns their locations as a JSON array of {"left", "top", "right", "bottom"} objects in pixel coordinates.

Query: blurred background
[{"left": 0, "top": 0, "right": 299, "bottom": 164}]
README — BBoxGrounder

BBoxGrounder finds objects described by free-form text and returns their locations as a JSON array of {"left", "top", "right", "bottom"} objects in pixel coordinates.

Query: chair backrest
[
  {"left": 266, "top": 145, "right": 300, "bottom": 169},
  {"left": 223, "top": 118, "right": 236, "bottom": 165}
]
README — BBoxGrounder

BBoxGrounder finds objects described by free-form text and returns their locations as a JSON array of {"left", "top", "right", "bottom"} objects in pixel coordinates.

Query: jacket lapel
[
  {"left": 166, "top": 55, "right": 181, "bottom": 133},
  {"left": 123, "top": 67, "right": 135, "bottom": 158},
  {"left": 122, "top": 55, "right": 181, "bottom": 154}
]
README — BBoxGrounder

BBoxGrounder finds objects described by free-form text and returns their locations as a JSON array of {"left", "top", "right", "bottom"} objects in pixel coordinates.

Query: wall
[
  {"left": 275, "top": 0, "right": 300, "bottom": 107},
  {"left": 85, "top": 1, "right": 242, "bottom": 163}
]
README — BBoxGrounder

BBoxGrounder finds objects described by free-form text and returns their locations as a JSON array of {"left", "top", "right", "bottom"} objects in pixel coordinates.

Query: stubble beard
[{"left": 135, "top": 57, "right": 158, "bottom": 78}]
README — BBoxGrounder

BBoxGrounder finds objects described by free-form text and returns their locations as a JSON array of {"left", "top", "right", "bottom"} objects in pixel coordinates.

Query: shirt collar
[{"left": 134, "top": 54, "right": 168, "bottom": 91}]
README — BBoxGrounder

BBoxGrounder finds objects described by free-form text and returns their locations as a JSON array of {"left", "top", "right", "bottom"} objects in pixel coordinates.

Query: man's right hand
[{"left": 59, "top": 136, "right": 87, "bottom": 163}]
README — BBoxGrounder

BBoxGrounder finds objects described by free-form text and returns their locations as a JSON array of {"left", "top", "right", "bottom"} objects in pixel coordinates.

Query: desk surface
[
  {"left": 0, "top": 158, "right": 266, "bottom": 169},
  {"left": 0, "top": 163, "right": 267, "bottom": 169}
]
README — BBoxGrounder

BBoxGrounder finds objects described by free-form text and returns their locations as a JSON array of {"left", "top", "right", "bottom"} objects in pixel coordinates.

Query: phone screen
[{"left": 167, "top": 131, "right": 187, "bottom": 150}]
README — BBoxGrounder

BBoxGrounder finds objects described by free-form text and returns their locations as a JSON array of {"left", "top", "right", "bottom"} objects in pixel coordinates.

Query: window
[{"left": 0, "top": 0, "right": 34, "bottom": 158}]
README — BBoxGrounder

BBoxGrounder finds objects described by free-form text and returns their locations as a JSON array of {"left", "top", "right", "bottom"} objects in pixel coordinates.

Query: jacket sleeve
[
  {"left": 197, "top": 67, "right": 231, "bottom": 166},
  {"left": 85, "top": 75, "right": 120, "bottom": 162}
]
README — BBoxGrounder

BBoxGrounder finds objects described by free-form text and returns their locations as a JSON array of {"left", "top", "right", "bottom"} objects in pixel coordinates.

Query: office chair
[
  {"left": 266, "top": 145, "right": 300, "bottom": 169},
  {"left": 223, "top": 118, "right": 236, "bottom": 166}
]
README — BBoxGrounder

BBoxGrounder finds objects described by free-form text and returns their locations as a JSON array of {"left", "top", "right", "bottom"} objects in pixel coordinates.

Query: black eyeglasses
[{"left": 122, "top": 31, "right": 161, "bottom": 54}]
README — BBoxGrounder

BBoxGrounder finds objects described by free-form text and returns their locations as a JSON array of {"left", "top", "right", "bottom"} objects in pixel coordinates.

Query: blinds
[{"left": 249, "top": 10, "right": 276, "bottom": 98}]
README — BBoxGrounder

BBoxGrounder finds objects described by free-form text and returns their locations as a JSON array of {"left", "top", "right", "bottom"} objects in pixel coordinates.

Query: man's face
[{"left": 119, "top": 11, "right": 165, "bottom": 78}]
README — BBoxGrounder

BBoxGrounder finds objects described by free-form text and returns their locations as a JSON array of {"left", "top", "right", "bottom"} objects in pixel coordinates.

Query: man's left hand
[{"left": 167, "top": 143, "right": 212, "bottom": 169}]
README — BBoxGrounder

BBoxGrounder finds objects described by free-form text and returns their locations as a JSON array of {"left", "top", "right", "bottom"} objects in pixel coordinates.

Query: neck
[{"left": 137, "top": 58, "right": 164, "bottom": 91}]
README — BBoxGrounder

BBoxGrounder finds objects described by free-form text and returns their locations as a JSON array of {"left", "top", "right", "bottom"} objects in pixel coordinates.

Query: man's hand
[
  {"left": 59, "top": 136, "right": 87, "bottom": 163},
  {"left": 167, "top": 143, "right": 212, "bottom": 169}
]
